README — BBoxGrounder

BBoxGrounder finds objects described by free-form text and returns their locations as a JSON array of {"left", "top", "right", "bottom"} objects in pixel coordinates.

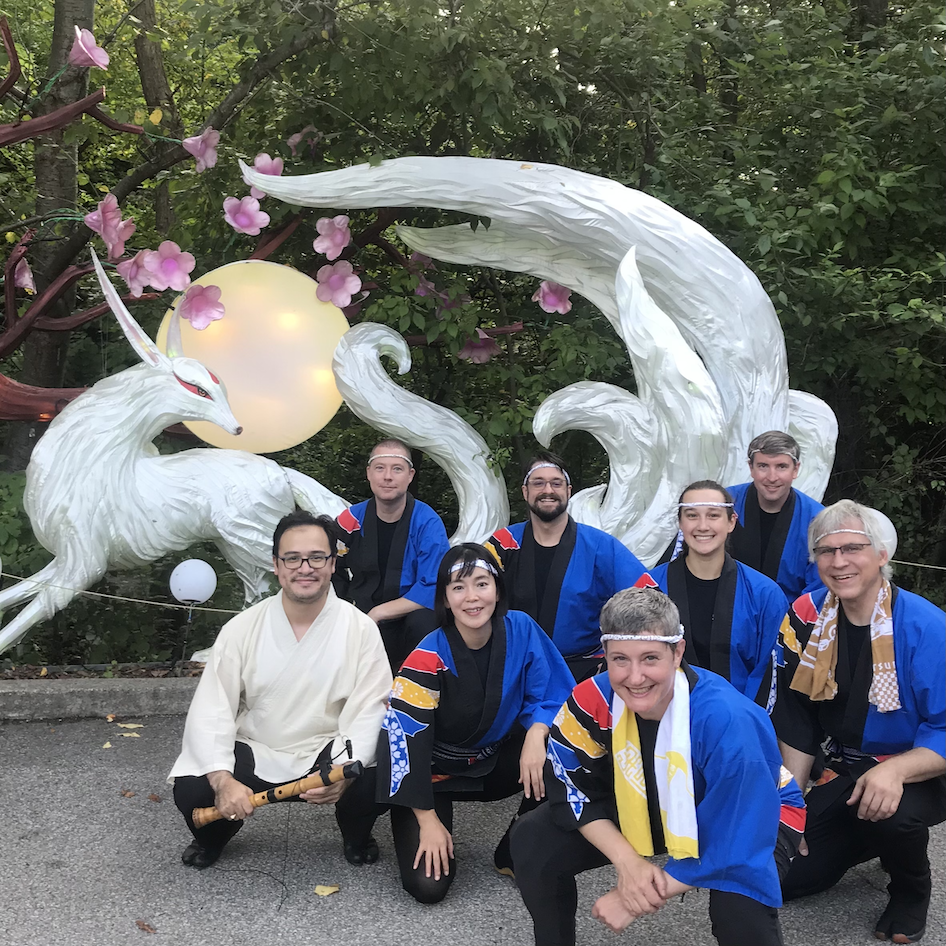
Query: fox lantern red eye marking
[{"left": 176, "top": 377, "right": 211, "bottom": 399}]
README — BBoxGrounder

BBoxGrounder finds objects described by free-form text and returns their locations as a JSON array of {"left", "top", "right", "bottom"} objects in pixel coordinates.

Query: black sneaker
[{"left": 343, "top": 836, "right": 380, "bottom": 866}]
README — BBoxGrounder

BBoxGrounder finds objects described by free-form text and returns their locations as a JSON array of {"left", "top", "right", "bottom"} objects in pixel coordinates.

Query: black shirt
[
  {"left": 683, "top": 566, "right": 720, "bottom": 669},
  {"left": 469, "top": 635, "right": 493, "bottom": 690},
  {"left": 376, "top": 517, "right": 399, "bottom": 583},
  {"left": 533, "top": 543, "right": 557, "bottom": 614},
  {"left": 637, "top": 714, "right": 667, "bottom": 855},
  {"left": 758, "top": 510, "right": 780, "bottom": 562}
]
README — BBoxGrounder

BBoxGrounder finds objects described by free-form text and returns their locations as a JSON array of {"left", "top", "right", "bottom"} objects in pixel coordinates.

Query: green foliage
[{"left": 0, "top": 0, "right": 942, "bottom": 664}]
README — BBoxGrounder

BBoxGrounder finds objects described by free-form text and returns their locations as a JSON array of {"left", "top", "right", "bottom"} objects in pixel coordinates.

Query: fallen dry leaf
[
  {"left": 314, "top": 884, "right": 340, "bottom": 897},
  {"left": 135, "top": 919, "right": 157, "bottom": 934},
  {"left": 120, "top": 789, "right": 136, "bottom": 798},
  {"left": 106, "top": 714, "right": 116, "bottom": 723},
  {"left": 148, "top": 794, "right": 163, "bottom": 803},
  {"left": 117, "top": 722, "right": 143, "bottom": 729},
  {"left": 39, "top": 667, "right": 47, "bottom": 677},
  {"left": 102, "top": 741, "right": 113, "bottom": 749},
  {"left": 121, "top": 732, "right": 141, "bottom": 738}
]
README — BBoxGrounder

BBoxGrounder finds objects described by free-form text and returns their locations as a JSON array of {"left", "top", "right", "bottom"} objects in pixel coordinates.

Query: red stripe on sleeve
[
  {"left": 572, "top": 677, "right": 611, "bottom": 729},
  {"left": 791, "top": 593, "right": 819, "bottom": 625},
  {"left": 779, "top": 805, "right": 807, "bottom": 833},
  {"left": 491, "top": 527, "right": 520, "bottom": 551},
  {"left": 337, "top": 507, "right": 361, "bottom": 534},
  {"left": 400, "top": 648, "right": 446, "bottom": 675},
  {"left": 634, "top": 572, "right": 659, "bottom": 589}
]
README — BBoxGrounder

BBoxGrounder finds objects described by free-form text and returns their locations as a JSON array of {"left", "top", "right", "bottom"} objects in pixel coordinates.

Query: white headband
[
  {"left": 368, "top": 453, "right": 414, "bottom": 468},
  {"left": 813, "top": 528, "right": 870, "bottom": 544},
  {"left": 676, "top": 502, "right": 734, "bottom": 509},
  {"left": 523, "top": 462, "right": 571, "bottom": 487},
  {"left": 449, "top": 558, "right": 498, "bottom": 577},
  {"left": 601, "top": 626, "right": 685, "bottom": 644}
]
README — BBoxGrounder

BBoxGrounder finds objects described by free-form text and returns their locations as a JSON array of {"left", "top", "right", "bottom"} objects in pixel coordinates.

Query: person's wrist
[{"left": 207, "top": 770, "right": 234, "bottom": 791}]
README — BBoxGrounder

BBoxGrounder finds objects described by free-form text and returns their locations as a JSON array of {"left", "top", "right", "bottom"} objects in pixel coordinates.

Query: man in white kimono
[{"left": 170, "top": 511, "right": 393, "bottom": 870}]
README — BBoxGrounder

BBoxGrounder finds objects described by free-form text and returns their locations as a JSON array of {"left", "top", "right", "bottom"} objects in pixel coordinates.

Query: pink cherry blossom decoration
[
  {"left": 532, "top": 280, "right": 572, "bottom": 315},
  {"left": 182, "top": 127, "right": 220, "bottom": 173},
  {"left": 249, "top": 153, "right": 285, "bottom": 199},
  {"left": 286, "top": 124, "right": 318, "bottom": 157},
  {"left": 179, "top": 284, "right": 225, "bottom": 330},
  {"left": 106, "top": 217, "right": 137, "bottom": 261},
  {"left": 83, "top": 193, "right": 136, "bottom": 261},
  {"left": 141, "top": 241, "right": 195, "bottom": 292},
  {"left": 458, "top": 328, "right": 502, "bottom": 365},
  {"left": 68, "top": 27, "right": 109, "bottom": 70},
  {"left": 312, "top": 215, "right": 352, "bottom": 261},
  {"left": 223, "top": 196, "right": 270, "bottom": 236},
  {"left": 316, "top": 261, "right": 362, "bottom": 309},
  {"left": 116, "top": 251, "right": 151, "bottom": 298},
  {"left": 14, "top": 258, "right": 35, "bottom": 292}
]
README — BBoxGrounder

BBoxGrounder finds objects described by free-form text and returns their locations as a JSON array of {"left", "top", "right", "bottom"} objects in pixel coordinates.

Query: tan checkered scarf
[{"left": 790, "top": 579, "right": 901, "bottom": 712}]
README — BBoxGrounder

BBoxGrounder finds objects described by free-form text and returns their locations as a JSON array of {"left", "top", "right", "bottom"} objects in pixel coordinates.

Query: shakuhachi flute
[{"left": 192, "top": 759, "right": 365, "bottom": 828}]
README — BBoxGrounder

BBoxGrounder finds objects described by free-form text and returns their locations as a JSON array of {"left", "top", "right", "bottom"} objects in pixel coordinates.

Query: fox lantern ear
[{"left": 90, "top": 249, "right": 170, "bottom": 370}]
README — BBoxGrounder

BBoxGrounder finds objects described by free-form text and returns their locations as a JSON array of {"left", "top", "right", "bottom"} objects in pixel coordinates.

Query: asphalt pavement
[{"left": 0, "top": 688, "right": 943, "bottom": 946}]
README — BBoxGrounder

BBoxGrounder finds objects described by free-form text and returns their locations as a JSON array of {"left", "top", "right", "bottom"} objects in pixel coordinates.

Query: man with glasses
[
  {"left": 486, "top": 451, "right": 648, "bottom": 681},
  {"left": 170, "top": 510, "right": 393, "bottom": 870},
  {"left": 775, "top": 499, "right": 945, "bottom": 944},
  {"left": 727, "top": 430, "right": 825, "bottom": 600},
  {"left": 334, "top": 438, "right": 449, "bottom": 670}
]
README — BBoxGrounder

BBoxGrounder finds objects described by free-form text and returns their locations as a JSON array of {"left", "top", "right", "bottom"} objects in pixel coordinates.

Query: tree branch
[
  {"left": 0, "top": 16, "right": 21, "bottom": 101},
  {"left": 0, "top": 87, "right": 106, "bottom": 147},
  {"left": 33, "top": 292, "right": 159, "bottom": 330}
]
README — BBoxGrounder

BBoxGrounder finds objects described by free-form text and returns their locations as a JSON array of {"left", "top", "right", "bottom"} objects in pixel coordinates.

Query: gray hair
[
  {"left": 600, "top": 587, "right": 681, "bottom": 642},
  {"left": 808, "top": 499, "right": 893, "bottom": 580},
  {"left": 747, "top": 430, "right": 800, "bottom": 465}
]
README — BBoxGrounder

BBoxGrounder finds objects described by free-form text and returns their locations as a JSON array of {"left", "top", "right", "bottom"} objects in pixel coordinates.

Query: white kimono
[{"left": 169, "top": 587, "right": 392, "bottom": 784}]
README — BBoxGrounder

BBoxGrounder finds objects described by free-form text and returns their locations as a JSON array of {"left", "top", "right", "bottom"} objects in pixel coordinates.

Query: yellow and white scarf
[
  {"left": 790, "top": 579, "right": 900, "bottom": 712},
  {"left": 611, "top": 668, "right": 699, "bottom": 860}
]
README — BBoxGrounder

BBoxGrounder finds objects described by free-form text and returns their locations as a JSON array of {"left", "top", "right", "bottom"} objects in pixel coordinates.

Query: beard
[{"left": 528, "top": 495, "right": 568, "bottom": 523}]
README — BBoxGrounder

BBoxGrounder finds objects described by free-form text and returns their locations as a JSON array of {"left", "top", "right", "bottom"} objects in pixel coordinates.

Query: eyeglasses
[
  {"left": 278, "top": 553, "right": 335, "bottom": 570},
  {"left": 527, "top": 478, "right": 567, "bottom": 491},
  {"left": 812, "top": 543, "right": 872, "bottom": 559}
]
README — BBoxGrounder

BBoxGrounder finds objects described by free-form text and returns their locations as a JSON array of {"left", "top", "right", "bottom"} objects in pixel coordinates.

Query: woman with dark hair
[
  {"left": 646, "top": 480, "right": 789, "bottom": 709},
  {"left": 372, "top": 542, "right": 574, "bottom": 903}
]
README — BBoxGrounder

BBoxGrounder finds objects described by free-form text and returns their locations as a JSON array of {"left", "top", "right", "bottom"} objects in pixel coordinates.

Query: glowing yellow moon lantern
[{"left": 157, "top": 260, "right": 349, "bottom": 453}]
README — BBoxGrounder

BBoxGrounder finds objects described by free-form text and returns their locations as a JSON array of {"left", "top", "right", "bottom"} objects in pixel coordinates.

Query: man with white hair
[{"left": 775, "top": 499, "right": 946, "bottom": 944}]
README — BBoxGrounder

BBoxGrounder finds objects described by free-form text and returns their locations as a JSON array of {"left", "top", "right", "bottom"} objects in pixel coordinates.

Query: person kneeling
[
  {"left": 512, "top": 586, "right": 806, "bottom": 946},
  {"left": 369, "top": 543, "right": 574, "bottom": 903}
]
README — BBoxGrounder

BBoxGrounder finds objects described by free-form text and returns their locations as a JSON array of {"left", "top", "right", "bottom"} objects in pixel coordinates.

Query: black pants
[
  {"left": 782, "top": 774, "right": 946, "bottom": 927},
  {"left": 357, "top": 733, "right": 540, "bottom": 903},
  {"left": 511, "top": 804, "right": 784, "bottom": 946},
  {"left": 172, "top": 742, "right": 379, "bottom": 856},
  {"left": 378, "top": 607, "right": 440, "bottom": 672}
]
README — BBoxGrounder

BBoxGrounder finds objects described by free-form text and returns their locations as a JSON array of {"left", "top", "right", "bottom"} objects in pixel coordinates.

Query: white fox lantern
[{"left": 0, "top": 252, "right": 347, "bottom": 652}]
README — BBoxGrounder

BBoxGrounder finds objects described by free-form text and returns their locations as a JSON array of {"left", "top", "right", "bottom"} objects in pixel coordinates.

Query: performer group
[{"left": 169, "top": 431, "right": 945, "bottom": 946}]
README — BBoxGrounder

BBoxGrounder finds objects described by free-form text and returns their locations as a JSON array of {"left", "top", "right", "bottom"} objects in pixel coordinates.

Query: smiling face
[
  {"left": 606, "top": 637, "right": 685, "bottom": 720},
  {"left": 444, "top": 566, "right": 498, "bottom": 637},
  {"left": 522, "top": 464, "right": 572, "bottom": 524},
  {"left": 678, "top": 488, "right": 736, "bottom": 558},
  {"left": 366, "top": 449, "right": 415, "bottom": 506},
  {"left": 749, "top": 452, "right": 800, "bottom": 512},
  {"left": 273, "top": 524, "right": 336, "bottom": 607},
  {"left": 815, "top": 525, "right": 887, "bottom": 613}
]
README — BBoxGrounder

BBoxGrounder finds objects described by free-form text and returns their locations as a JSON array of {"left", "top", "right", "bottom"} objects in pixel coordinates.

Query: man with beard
[
  {"left": 170, "top": 511, "right": 392, "bottom": 870},
  {"left": 334, "top": 438, "right": 449, "bottom": 670},
  {"left": 486, "top": 452, "right": 648, "bottom": 681}
]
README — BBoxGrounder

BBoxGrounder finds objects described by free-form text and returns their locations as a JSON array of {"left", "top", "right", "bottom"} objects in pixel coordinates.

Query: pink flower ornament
[
  {"left": 84, "top": 193, "right": 136, "bottom": 261},
  {"left": 223, "top": 196, "right": 270, "bottom": 236},
  {"left": 116, "top": 251, "right": 150, "bottom": 298},
  {"left": 14, "top": 258, "right": 35, "bottom": 292},
  {"left": 249, "top": 153, "right": 285, "bottom": 199},
  {"left": 312, "top": 215, "right": 352, "bottom": 261},
  {"left": 316, "top": 261, "right": 362, "bottom": 309},
  {"left": 286, "top": 125, "right": 319, "bottom": 157},
  {"left": 458, "top": 328, "right": 502, "bottom": 365},
  {"left": 142, "top": 241, "right": 195, "bottom": 292},
  {"left": 182, "top": 127, "right": 220, "bottom": 173},
  {"left": 68, "top": 27, "right": 109, "bottom": 70},
  {"left": 532, "top": 280, "right": 572, "bottom": 315},
  {"left": 179, "top": 284, "right": 225, "bottom": 330}
]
